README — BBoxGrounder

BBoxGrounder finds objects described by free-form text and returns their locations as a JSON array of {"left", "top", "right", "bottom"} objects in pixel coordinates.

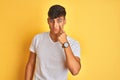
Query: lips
[{"left": 53, "top": 28, "right": 59, "bottom": 31}]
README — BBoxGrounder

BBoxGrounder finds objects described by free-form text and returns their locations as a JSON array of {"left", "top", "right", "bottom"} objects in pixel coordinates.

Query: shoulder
[
  {"left": 67, "top": 36, "right": 81, "bottom": 57},
  {"left": 33, "top": 32, "right": 48, "bottom": 40},
  {"left": 30, "top": 32, "right": 48, "bottom": 48}
]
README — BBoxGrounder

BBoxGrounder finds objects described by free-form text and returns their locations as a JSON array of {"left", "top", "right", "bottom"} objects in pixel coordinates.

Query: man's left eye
[{"left": 57, "top": 19, "right": 62, "bottom": 23}]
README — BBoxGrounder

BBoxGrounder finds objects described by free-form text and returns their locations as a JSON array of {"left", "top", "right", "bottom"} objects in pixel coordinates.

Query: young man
[{"left": 25, "top": 4, "right": 81, "bottom": 80}]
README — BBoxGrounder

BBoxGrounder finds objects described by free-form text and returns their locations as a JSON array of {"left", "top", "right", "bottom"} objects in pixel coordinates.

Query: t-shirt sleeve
[
  {"left": 29, "top": 35, "right": 37, "bottom": 53},
  {"left": 70, "top": 41, "right": 81, "bottom": 58}
]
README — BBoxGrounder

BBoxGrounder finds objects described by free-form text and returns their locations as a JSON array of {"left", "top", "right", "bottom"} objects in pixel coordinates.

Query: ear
[
  {"left": 64, "top": 18, "right": 66, "bottom": 25},
  {"left": 47, "top": 17, "right": 49, "bottom": 24}
]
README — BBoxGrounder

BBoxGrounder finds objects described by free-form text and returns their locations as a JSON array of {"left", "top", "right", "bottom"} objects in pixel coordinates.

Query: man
[{"left": 25, "top": 4, "right": 81, "bottom": 80}]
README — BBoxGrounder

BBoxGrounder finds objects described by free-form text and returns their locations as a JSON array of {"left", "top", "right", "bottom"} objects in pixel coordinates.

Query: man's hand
[{"left": 58, "top": 26, "right": 68, "bottom": 44}]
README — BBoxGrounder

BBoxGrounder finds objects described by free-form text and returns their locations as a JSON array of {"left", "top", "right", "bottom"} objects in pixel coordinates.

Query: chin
[
  {"left": 50, "top": 30, "right": 59, "bottom": 35},
  {"left": 52, "top": 31, "right": 59, "bottom": 35}
]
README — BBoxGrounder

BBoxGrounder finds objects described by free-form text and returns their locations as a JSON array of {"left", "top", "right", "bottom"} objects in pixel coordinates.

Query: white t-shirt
[{"left": 29, "top": 32, "right": 81, "bottom": 80}]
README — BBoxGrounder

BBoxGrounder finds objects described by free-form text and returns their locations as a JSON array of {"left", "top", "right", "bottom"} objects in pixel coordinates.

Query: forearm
[
  {"left": 64, "top": 46, "right": 81, "bottom": 75},
  {"left": 25, "top": 63, "right": 35, "bottom": 80}
]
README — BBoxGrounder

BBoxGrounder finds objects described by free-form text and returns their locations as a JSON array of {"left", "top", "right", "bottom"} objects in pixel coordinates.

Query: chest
[{"left": 36, "top": 40, "right": 66, "bottom": 65}]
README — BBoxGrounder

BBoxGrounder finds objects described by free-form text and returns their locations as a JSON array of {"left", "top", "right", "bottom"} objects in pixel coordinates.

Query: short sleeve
[
  {"left": 29, "top": 35, "right": 37, "bottom": 53},
  {"left": 70, "top": 41, "right": 81, "bottom": 58}
]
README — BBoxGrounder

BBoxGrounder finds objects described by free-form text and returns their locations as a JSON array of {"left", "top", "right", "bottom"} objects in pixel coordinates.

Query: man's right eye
[{"left": 49, "top": 19, "right": 54, "bottom": 23}]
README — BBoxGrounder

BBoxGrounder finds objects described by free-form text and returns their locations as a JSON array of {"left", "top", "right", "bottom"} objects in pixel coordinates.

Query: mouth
[
  {"left": 52, "top": 29, "right": 59, "bottom": 34},
  {"left": 53, "top": 27, "right": 59, "bottom": 31}
]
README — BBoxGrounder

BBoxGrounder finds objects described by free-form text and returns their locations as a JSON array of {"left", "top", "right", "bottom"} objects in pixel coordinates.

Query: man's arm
[
  {"left": 58, "top": 33, "right": 81, "bottom": 75},
  {"left": 58, "top": 26, "right": 81, "bottom": 75},
  {"left": 64, "top": 46, "right": 81, "bottom": 75},
  {"left": 25, "top": 52, "right": 36, "bottom": 80}
]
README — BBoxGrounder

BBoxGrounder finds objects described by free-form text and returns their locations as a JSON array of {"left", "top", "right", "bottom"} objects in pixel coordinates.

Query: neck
[{"left": 49, "top": 32, "right": 58, "bottom": 42}]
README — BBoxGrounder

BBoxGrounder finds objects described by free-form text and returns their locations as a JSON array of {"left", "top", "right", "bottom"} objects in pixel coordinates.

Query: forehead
[{"left": 49, "top": 16, "right": 65, "bottom": 20}]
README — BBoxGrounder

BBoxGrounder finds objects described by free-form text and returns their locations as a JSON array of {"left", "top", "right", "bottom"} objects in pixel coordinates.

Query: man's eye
[
  {"left": 49, "top": 19, "right": 54, "bottom": 23},
  {"left": 57, "top": 19, "right": 62, "bottom": 23}
]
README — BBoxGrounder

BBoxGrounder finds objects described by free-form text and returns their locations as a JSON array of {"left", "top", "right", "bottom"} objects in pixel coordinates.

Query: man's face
[{"left": 47, "top": 16, "right": 66, "bottom": 35}]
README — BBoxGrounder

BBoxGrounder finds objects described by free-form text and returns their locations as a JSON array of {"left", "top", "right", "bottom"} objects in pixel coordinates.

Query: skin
[{"left": 25, "top": 16, "right": 81, "bottom": 80}]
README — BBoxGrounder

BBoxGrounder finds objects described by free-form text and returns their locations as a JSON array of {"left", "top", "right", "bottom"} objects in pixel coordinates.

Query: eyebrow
[{"left": 49, "top": 17, "right": 64, "bottom": 19}]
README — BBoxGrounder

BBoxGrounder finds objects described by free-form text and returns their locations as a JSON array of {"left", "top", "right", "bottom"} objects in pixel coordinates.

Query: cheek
[
  {"left": 59, "top": 24, "right": 64, "bottom": 28},
  {"left": 49, "top": 26, "right": 53, "bottom": 29},
  {"left": 60, "top": 22, "right": 65, "bottom": 26},
  {"left": 48, "top": 23, "right": 53, "bottom": 28}
]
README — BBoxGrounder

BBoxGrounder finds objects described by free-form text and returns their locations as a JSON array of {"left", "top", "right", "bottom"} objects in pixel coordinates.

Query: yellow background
[{"left": 0, "top": 0, "right": 120, "bottom": 80}]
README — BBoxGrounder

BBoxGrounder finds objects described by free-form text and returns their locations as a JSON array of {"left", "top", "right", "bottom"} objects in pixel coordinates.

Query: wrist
[{"left": 62, "top": 42, "right": 69, "bottom": 48}]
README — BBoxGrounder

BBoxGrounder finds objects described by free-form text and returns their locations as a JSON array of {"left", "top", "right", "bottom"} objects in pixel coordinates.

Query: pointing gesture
[{"left": 58, "top": 25, "right": 68, "bottom": 44}]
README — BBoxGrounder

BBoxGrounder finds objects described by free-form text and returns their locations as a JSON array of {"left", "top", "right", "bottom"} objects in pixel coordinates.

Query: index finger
[{"left": 59, "top": 25, "right": 64, "bottom": 33}]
